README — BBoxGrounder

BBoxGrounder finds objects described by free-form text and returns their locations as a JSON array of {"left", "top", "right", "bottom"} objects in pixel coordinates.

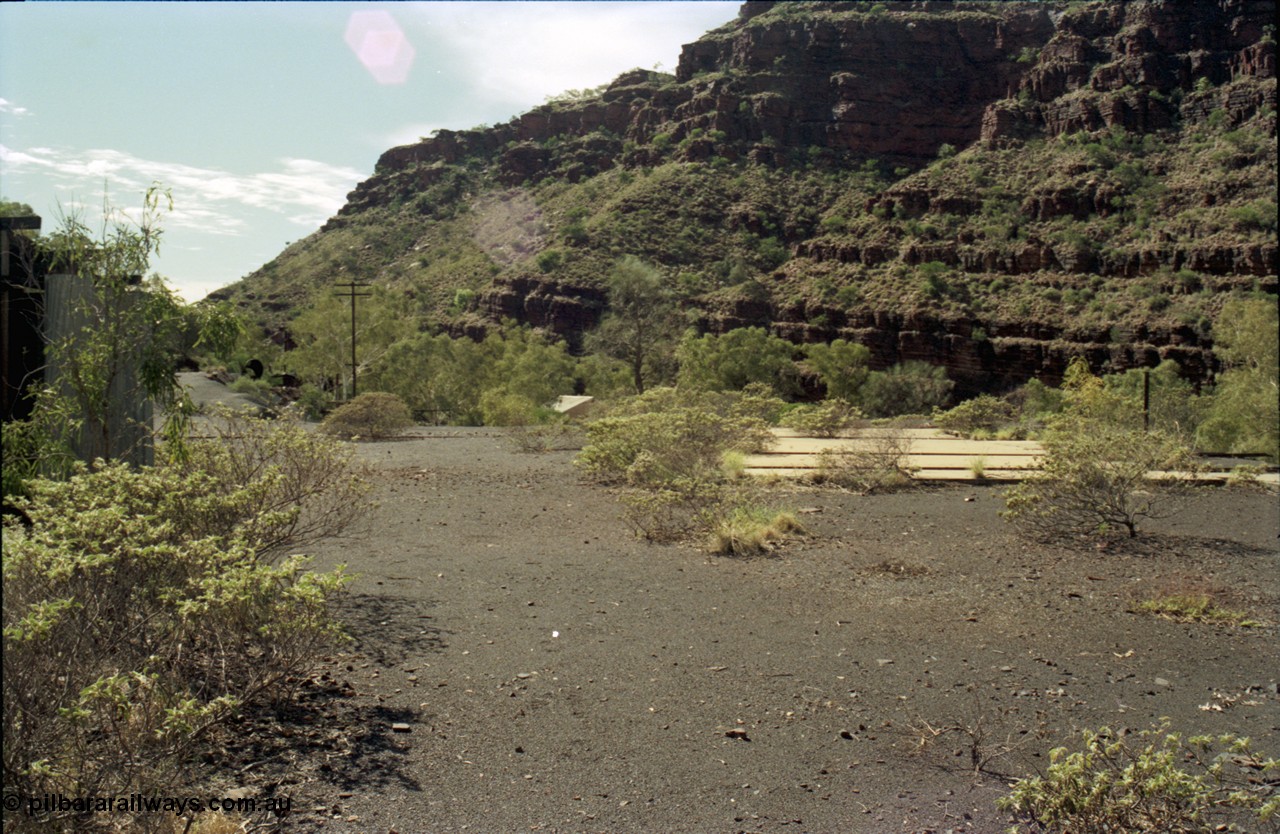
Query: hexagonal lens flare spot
[{"left": 344, "top": 10, "right": 415, "bottom": 84}]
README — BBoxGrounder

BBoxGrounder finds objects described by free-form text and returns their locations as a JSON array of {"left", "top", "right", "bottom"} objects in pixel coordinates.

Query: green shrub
[
  {"left": 1002, "top": 364, "right": 1197, "bottom": 538},
  {"left": 1102, "top": 360, "right": 1205, "bottom": 439},
  {"left": 1197, "top": 298, "right": 1279, "bottom": 461},
  {"left": 999, "top": 723, "right": 1279, "bottom": 833},
  {"left": 228, "top": 374, "right": 276, "bottom": 407},
  {"left": 3, "top": 459, "right": 352, "bottom": 822},
  {"left": 933, "top": 394, "right": 1016, "bottom": 437},
  {"left": 860, "top": 362, "right": 954, "bottom": 417},
  {"left": 320, "top": 392, "right": 414, "bottom": 439},
  {"left": 576, "top": 405, "right": 771, "bottom": 490},
  {"left": 1008, "top": 377, "right": 1065, "bottom": 433},
  {"left": 780, "top": 399, "right": 863, "bottom": 437},
  {"left": 676, "top": 327, "right": 798, "bottom": 395},
  {"left": 812, "top": 427, "right": 916, "bottom": 494},
  {"left": 732, "top": 381, "right": 788, "bottom": 425},
  {"left": 536, "top": 248, "right": 564, "bottom": 272},
  {"left": 577, "top": 388, "right": 776, "bottom": 543},
  {"left": 805, "top": 339, "right": 871, "bottom": 401},
  {"left": 295, "top": 382, "right": 333, "bottom": 420}
]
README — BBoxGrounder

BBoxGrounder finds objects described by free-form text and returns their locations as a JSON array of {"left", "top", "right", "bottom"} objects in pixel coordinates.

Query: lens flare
[{"left": 344, "top": 11, "right": 415, "bottom": 85}]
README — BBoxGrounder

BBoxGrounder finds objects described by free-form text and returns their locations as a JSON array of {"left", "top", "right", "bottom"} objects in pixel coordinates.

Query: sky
[{"left": 0, "top": 1, "right": 739, "bottom": 302}]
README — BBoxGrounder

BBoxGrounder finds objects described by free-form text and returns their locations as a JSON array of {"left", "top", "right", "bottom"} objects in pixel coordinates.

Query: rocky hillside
[{"left": 214, "top": 0, "right": 1277, "bottom": 395}]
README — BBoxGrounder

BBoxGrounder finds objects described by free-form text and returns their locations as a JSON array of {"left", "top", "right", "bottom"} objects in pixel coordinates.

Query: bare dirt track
[{"left": 230, "top": 429, "right": 1280, "bottom": 834}]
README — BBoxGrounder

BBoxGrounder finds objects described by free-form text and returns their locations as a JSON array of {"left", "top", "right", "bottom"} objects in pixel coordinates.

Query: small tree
[
  {"left": 805, "top": 338, "right": 871, "bottom": 401},
  {"left": 37, "top": 188, "right": 186, "bottom": 465},
  {"left": 860, "top": 361, "right": 953, "bottom": 417},
  {"left": 587, "top": 256, "right": 682, "bottom": 394},
  {"left": 1002, "top": 360, "right": 1197, "bottom": 538},
  {"left": 289, "top": 287, "right": 412, "bottom": 399}
]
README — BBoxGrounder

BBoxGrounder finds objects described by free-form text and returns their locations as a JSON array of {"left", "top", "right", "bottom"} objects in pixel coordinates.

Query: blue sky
[{"left": 0, "top": 1, "right": 738, "bottom": 301}]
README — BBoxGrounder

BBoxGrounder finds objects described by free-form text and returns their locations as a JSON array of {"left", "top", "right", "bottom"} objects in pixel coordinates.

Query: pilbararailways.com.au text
[{"left": 5, "top": 792, "right": 291, "bottom": 817}]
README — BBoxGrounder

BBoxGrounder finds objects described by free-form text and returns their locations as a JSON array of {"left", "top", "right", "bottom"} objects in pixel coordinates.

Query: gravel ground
[{"left": 204, "top": 426, "right": 1280, "bottom": 834}]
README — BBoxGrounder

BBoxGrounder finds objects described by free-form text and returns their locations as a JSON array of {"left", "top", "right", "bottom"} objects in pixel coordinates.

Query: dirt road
[{"left": 219, "top": 429, "right": 1279, "bottom": 834}]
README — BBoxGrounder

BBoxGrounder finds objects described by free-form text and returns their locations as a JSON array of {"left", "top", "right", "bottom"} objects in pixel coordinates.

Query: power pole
[{"left": 334, "top": 281, "right": 371, "bottom": 399}]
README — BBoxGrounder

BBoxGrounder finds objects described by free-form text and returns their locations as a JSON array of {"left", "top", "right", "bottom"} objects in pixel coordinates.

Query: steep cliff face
[
  {"left": 981, "top": 0, "right": 1275, "bottom": 141},
  {"left": 222, "top": 0, "right": 1277, "bottom": 397}
]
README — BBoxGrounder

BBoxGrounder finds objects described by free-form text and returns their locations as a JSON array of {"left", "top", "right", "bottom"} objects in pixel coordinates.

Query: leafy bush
[
  {"left": 1, "top": 406, "right": 76, "bottom": 501},
  {"left": 676, "top": 327, "right": 798, "bottom": 395},
  {"left": 577, "top": 405, "right": 771, "bottom": 490},
  {"left": 320, "top": 391, "right": 414, "bottom": 439},
  {"left": 999, "top": 723, "right": 1279, "bottom": 833},
  {"left": 1198, "top": 298, "right": 1279, "bottom": 461},
  {"left": 3, "top": 460, "right": 352, "bottom": 825},
  {"left": 577, "top": 387, "right": 776, "bottom": 542},
  {"left": 1006, "top": 377, "right": 1065, "bottom": 434},
  {"left": 170, "top": 406, "right": 373, "bottom": 556},
  {"left": 1101, "top": 360, "right": 1206, "bottom": 439},
  {"left": 228, "top": 374, "right": 277, "bottom": 408},
  {"left": 780, "top": 399, "right": 863, "bottom": 437},
  {"left": 536, "top": 248, "right": 564, "bottom": 272},
  {"left": 1002, "top": 363, "right": 1197, "bottom": 539},
  {"left": 804, "top": 339, "right": 871, "bottom": 401},
  {"left": 295, "top": 382, "right": 333, "bottom": 420},
  {"left": 812, "top": 427, "right": 916, "bottom": 494},
  {"left": 860, "top": 361, "right": 954, "bottom": 417},
  {"left": 933, "top": 394, "right": 1016, "bottom": 437}
]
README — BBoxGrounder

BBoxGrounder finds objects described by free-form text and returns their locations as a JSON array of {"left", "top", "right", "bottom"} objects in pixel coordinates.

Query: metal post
[
  {"left": 334, "top": 281, "right": 371, "bottom": 399},
  {"left": 1142, "top": 368, "right": 1150, "bottom": 432}
]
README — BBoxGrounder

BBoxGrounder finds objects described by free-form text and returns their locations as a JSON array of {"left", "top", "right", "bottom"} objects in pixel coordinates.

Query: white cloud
[
  {"left": 408, "top": 2, "right": 737, "bottom": 111},
  {"left": 0, "top": 98, "right": 31, "bottom": 116},
  {"left": 0, "top": 144, "right": 364, "bottom": 233}
]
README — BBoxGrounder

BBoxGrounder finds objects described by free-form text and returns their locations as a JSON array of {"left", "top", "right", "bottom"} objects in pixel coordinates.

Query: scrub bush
[
  {"left": 320, "top": 391, "right": 414, "bottom": 439},
  {"left": 812, "top": 426, "right": 916, "bottom": 493},
  {"left": 577, "top": 387, "right": 782, "bottom": 544},
  {"left": 1001, "top": 361, "right": 1197, "bottom": 539},
  {"left": 3, "top": 462, "right": 351, "bottom": 826},
  {"left": 999, "top": 723, "right": 1279, "bottom": 833},
  {"left": 933, "top": 394, "right": 1016, "bottom": 437},
  {"left": 780, "top": 399, "right": 863, "bottom": 437}
]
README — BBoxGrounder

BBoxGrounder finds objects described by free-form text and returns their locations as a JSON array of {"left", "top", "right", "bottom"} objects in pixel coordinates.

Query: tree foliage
[
  {"left": 805, "top": 338, "right": 871, "bottom": 401},
  {"left": 35, "top": 187, "right": 195, "bottom": 464},
  {"left": 676, "top": 327, "right": 797, "bottom": 394},
  {"left": 366, "top": 327, "right": 575, "bottom": 425},
  {"left": 1198, "top": 298, "right": 1279, "bottom": 460},
  {"left": 288, "top": 287, "right": 413, "bottom": 398},
  {"left": 587, "top": 256, "right": 682, "bottom": 394},
  {"left": 860, "top": 361, "right": 953, "bottom": 417}
]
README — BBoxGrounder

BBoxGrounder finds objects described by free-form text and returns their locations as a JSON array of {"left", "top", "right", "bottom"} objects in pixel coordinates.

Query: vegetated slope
[{"left": 212, "top": 0, "right": 1277, "bottom": 395}]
